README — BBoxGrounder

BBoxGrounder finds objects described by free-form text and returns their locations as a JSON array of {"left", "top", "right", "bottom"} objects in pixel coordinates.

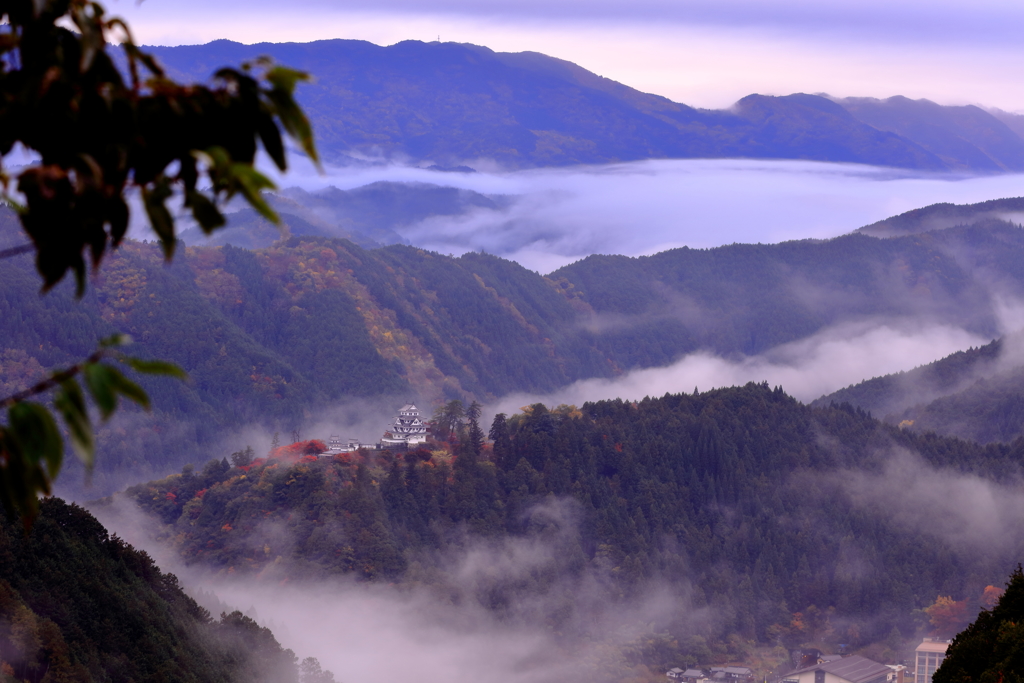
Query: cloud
[
  {"left": 91, "top": 495, "right": 705, "bottom": 683},
  {"left": 256, "top": 157, "right": 1024, "bottom": 273},
  {"left": 836, "top": 448, "right": 1024, "bottom": 558},
  {"left": 486, "top": 320, "right": 987, "bottom": 416}
]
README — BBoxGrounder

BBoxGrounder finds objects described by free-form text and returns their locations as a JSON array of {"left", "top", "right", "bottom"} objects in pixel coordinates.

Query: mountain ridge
[{"left": 133, "top": 38, "right": 1020, "bottom": 171}]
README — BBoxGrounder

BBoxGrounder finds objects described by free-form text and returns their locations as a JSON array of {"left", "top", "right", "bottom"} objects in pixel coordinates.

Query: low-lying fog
[
  {"left": 487, "top": 319, "right": 988, "bottom": 417},
  {"left": 263, "top": 156, "right": 1024, "bottom": 272}
]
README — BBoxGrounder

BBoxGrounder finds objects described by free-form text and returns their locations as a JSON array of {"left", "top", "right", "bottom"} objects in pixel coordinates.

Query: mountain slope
[
  {"left": 837, "top": 96, "right": 1024, "bottom": 172},
  {"left": 0, "top": 498, "right": 304, "bottom": 682},
  {"left": 115, "top": 384, "right": 1024, "bottom": 657},
  {"left": 813, "top": 334, "right": 1024, "bottom": 444},
  {"left": 811, "top": 336, "right": 1007, "bottom": 417},
  {"left": 12, "top": 210, "right": 1024, "bottom": 495},
  {"left": 132, "top": 39, "right": 1006, "bottom": 171},
  {"left": 856, "top": 197, "right": 1024, "bottom": 237},
  {"left": 179, "top": 181, "right": 512, "bottom": 251},
  {"left": 550, "top": 220, "right": 1024, "bottom": 358}
]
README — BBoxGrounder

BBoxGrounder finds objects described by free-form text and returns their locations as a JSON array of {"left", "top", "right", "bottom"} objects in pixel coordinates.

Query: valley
[{"left": 3, "top": 18, "right": 1024, "bottom": 683}]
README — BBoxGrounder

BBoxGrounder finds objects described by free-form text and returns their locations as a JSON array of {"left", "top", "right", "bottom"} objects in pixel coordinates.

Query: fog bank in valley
[
  {"left": 262, "top": 157, "right": 1024, "bottom": 273},
  {"left": 488, "top": 319, "right": 987, "bottom": 416},
  {"left": 92, "top": 497, "right": 706, "bottom": 683}
]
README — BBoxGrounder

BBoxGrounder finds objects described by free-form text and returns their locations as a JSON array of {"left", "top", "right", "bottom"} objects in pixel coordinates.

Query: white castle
[
  {"left": 379, "top": 403, "right": 429, "bottom": 447},
  {"left": 319, "top": 404, "right": 429, "bottom": 456}
]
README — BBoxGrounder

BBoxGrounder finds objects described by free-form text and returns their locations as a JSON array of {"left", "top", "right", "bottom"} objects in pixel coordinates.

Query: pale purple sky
[{"left": 108, "top": 0, "right": 1024, "bottom": 111}]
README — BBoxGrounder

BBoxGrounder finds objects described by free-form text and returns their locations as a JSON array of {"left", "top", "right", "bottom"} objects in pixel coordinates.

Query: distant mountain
[
  {"left": 11, "top": 207, "right": 1024, "bottom": 495},
  {"left": 549, "top": 220, "right": 1024, "bottom": 359},
  {"left": 134, "top": 39, "right": 1019, "bottom": 171},
  {"left": 836, "top": 96, "right": 1024, "bottom": 172},
  {"left": 812, "top": 336, "right": 1007, "bottom": 418},
  {"left": 813, "top": 334, "right": 1024, "bottom": 444},
  {"left": 891, "top": 365, "right": 1024, "bottom": 444},
  {"left": 856, "top": 197, "right": 1024, "bottom": 237}
]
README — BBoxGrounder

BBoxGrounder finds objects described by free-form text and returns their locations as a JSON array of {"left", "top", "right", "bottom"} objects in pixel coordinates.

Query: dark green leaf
[
  {"left": 105, "top": 366, "right": 151, "bottom": 410},
  {"left": 124, "top": 358, "right": 188, "bottom": 379},
  {"left": 8, "top": 402, "right": 63, "bottom": 479},
  {"left": 185, "top": 190, "right": 226, "bottom": 234},
  {"left": 265, "top": 69, "right": 319, "bottom": 166},
  {"left": 228, "top": 163, "right": 279, "bottom": 223},
  {"left": 257, "top": 111, "right": 287, "bottom": 171},
  {"left": 54, "top": 380, "right": 94, "bottom": 467},
  {"left": 100, "top": 333, "right": 131, "bottom": 348},
  {"left": 142, "top": 179, "right": 176, "bottom": 259},
  {"left": 84, "top": 363, "right": 117, "bottom": 419}
]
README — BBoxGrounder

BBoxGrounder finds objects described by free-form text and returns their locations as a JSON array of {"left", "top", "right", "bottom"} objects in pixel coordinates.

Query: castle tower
[{"left": 381, "top": 403, "right": 428, "bottom": 446}]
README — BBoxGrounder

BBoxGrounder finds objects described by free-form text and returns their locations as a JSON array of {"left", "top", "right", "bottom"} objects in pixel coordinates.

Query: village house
[
  {"left": 782, "top": 655, "right": 890, "bottom": 683},
  {"left": 667, "top": 668, "right": 708, "bottom": 683},
  {"left": 711, "top": 667, "right": 754, "bottom": 683}
]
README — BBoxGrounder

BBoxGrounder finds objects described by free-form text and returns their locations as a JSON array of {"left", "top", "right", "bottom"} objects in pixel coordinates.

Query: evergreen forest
[{"left": 114, "top": 385, "right": 1023, "bottom": 672}]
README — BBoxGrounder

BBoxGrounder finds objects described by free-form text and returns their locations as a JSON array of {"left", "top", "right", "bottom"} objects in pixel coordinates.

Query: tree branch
[
  {"left": 0, "top": 243, "right": 33, "bottom": 259},
  {"left": 0, "top": 349, "right": 105, "bottom": 409}
]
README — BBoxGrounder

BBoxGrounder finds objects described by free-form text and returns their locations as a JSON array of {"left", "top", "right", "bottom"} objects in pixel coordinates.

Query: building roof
[
  {"left": 788, "top": 655, "right": 890, "bottom": 683},
  {"left": 915, "top": 640, "right": 949, "bottom": 654},
  {"left": 683, "top": 669, "right": 705, "bottom": 678}
]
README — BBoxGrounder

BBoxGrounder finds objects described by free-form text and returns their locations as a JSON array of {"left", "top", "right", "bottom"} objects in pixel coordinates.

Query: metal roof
[{"left": 788, "top": 655, "right": 890, "bottom": 683}]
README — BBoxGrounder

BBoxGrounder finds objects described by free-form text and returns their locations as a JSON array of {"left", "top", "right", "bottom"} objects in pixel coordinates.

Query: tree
[
  {"left": 230, "top": 445, "right": 255, "bottom": 468},
  {"left": 924, "top": 596, "right": 970, "bottom": 640},
  {"left": 430, "top": 399, "right": 464, "bottom": 443},
  {"left": 934, "top": 567, "right": 1024, "bottom": 683},
  {"left": 299, "top": 656, "right": 337, "bottom": 683},
  {"left": 0, "top": 0, "right": 317, "bottom": 520}
]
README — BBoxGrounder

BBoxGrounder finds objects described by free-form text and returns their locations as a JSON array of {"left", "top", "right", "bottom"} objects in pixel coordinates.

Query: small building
[
  {"left": 322, "top": 435, "right": 363, "bottom": 455},
  {"left": 711, "top": 667, "right": 753, "bottom": 683},
  {"left": 886, "top": 664, "right": 908, "bottom": 683},
  {"left": 914, "top": 639, "right": 948, "bottom": 683},
  {"left": 380, "top": 403, "right": 428, "bottom": 447},
  {"left": 782, "top": 655, "right": 890, "bottom": 683},
  {"left": 668, "top": 669, "right": 707, "bottom": 683}
]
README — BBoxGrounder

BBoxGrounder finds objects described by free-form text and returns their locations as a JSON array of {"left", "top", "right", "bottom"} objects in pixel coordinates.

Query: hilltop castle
[
  {"left": 380, "top": 403, "right": 429, "bottom": 447},
  {"left": 322, "top": 404, "right": 430, "bottom": 456}
]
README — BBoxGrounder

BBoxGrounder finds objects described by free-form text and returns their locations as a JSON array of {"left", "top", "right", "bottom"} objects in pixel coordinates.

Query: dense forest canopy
[
  {"left": 110, "top": 384, "right": 1024, "bottom": 670},
  {"left": 6, "top": 207, "right": 1024, "bottom": 498},
  {"left": 0, "top": 497, "right": 333, "bottom": 682}
]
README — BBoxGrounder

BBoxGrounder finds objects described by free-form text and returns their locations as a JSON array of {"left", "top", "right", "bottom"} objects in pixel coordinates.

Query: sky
[{"left": 107, "top": 0, "right": 1024, "bottom": 111}]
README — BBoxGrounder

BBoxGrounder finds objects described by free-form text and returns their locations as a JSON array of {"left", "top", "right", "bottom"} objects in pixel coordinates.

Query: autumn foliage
[
  {"left": 925, "top": 596, "right": 969, "bottom": 638},
  {"left": 981, "top": 585, "right": 1004, "bottom": 609},
  {"left": 270, "top": 440, "right": 327, "bottom": 462}
]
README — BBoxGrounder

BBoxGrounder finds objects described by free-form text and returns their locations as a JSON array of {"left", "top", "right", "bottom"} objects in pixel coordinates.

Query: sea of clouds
[{"left": 263, "top": 156, "right": 1024, "bottom": 273}]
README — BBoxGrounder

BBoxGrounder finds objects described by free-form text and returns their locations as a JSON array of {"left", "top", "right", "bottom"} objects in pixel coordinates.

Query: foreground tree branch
[{"left": 0, "top": 0, "right": 319, "bottom": 523}]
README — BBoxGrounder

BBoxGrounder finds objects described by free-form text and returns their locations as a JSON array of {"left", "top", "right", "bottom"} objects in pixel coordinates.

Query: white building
[
  {"left": 914, "top": 639, "right": 948, "bottom": 683},
  {"left": 321, "top": 435, "right": 363, "bottom": 456},
  {"left": 380, "top": 403, "right": 428, "bottom": 447}
]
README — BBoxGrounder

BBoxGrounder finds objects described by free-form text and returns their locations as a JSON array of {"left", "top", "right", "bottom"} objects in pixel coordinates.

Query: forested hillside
[
  {"left": 0, "top": 498, "right": 322, "bottom": 682},
  {"left": 815, "top": 335, "right": 1024, "bottom": 444},
  {"left": 129, "top": 39, "right": 1023, "bottom": 171},
  {"left": 179, "top": 182, "right": 512, "bottom": 251},
  {"left": 856, "top": 197, "right": 1024, "bottom": 237},
  {"left": 8, "top": 207, "right": 1024, "bottom": 496},
  {"left": 114, "top": 385, "right": 1022, "bottom": 666},
  {"left": 550, "top": 220, "right": 1024, "bottom": 358}
]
